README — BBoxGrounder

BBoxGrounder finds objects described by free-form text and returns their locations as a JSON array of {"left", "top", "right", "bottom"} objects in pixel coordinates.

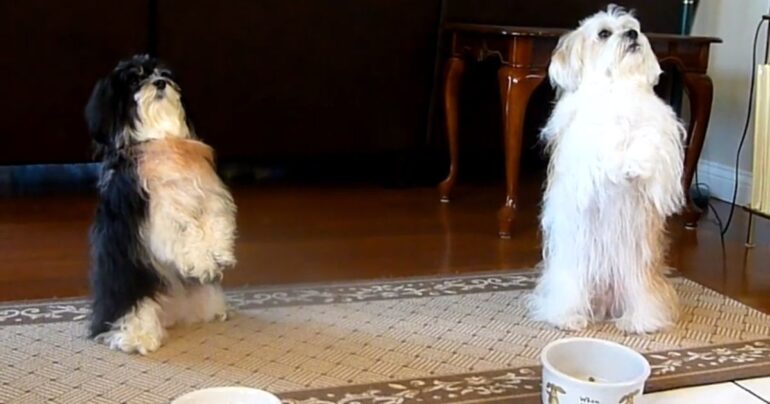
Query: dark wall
[
  {"left": 158, "top": 0, "right": 442, "bottom": 161},
  {"left": 0, "top": 0, "right": 681, "bottom": 168},
  {"left": 0, "top": 1, "right": 147, "bottom": 165},
  {"left": 444, "top": 0, "right": 682, "bottom": 33},
  {"left": 0, "top": 0, "right": 442, "bottom": 165}
]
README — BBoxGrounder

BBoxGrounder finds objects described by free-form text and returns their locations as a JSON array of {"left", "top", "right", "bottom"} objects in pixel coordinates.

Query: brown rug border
[
  {"left": 0, "top": 269, "right": 685, "bottom": 327},
  {"left": 0, "top": 270, "right": 538, "bottom": 326},
  {"left": 279, "top": 339, "right": 770, "bottom": 403}
]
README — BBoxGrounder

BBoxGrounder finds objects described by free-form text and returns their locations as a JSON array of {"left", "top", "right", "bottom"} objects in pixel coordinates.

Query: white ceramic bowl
[
  {"left": 172, "top": 387, "right": 281, "bottom": 404},
  {"left": 541, "top": 337, "right": 651, "bottom": 404}
]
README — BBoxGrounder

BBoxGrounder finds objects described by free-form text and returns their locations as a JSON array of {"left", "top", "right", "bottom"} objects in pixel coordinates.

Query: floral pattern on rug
[
  {"left": 280, "top": 340, "right": 770, "bottom": 403},
  {"left": 0, "top": 273, "right": 537, "bottom": 326}
]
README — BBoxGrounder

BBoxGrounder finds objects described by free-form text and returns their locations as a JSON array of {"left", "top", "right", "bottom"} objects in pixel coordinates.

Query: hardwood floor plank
[{"left": 1, "top": 177, "right": 768, "bottom": 315}]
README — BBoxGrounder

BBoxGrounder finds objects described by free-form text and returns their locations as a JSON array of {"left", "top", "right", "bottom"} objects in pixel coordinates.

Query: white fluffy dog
[{"left": 529, "top": 5, "right": 685, "bottom": 334}]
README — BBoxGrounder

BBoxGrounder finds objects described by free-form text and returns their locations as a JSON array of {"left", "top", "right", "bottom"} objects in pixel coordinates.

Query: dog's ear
[
  {"left": 85, "top": 78, "right": 119, "bottom": 148},
  {"left": 548, "top": 30, "right": 584, "bottom": 93},
  {"left": 641, "top": 41, "right": 663, "bottom": 87}
]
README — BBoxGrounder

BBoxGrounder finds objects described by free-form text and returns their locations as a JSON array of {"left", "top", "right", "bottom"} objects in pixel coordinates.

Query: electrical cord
[
  {"left": 693, "top": 174, "right": 726, "bottom": 247},
  {"left": 709, "top": 200, "right": 726, "bottom": 251},
  {"left": 720, "top": 18, "right": 768, "bottom": 237}
]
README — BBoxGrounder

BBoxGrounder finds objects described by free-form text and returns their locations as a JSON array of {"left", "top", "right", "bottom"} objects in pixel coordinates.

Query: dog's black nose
[
  {"left": 625, "top": 29, "right": 638, "bottom": 40},
  {"left": 153, "top": 79, "right": 166, "bottom": 90}
]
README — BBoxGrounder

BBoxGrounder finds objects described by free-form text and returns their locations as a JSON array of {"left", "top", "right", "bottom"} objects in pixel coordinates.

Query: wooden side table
[{"left": 438, "top": 23, "right": 721, "bottom": 238}]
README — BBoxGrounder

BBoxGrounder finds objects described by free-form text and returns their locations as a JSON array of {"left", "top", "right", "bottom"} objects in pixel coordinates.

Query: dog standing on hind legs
[
  {"left": 528, "top": 5, "right": 685, "bottom": 334},
  {"left": 86, "top": 54, "right": 237, "bottom": 354}
]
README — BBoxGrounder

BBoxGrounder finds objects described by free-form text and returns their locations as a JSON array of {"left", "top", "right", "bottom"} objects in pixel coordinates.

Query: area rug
[{"left": 1, "top": 271, "right": 770, "bottom": 404}]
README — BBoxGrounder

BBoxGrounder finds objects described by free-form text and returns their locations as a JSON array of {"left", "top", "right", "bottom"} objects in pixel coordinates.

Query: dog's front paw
[
  {"left": 622, "top": 143, "right": 657, "bottom": 181},
  {"left": 213, "top": 251, "right": 237, "bottom": 270},
  {"left": 178, "top": 254, "right": 223, "bottom": 284},
  {"left": 622, "top": 160, "right": 652, "bottom": 181},
  {"left": 192, "top": 266, "right": 223, "bottom": 284}
]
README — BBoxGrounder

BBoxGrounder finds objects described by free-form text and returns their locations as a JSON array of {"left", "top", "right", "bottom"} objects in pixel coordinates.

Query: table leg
[
  {"left": 438, "top": 57, "right": 466, "bottom": 203},
  {"left": 497, "top": 65, "right": 545, "bottom": 238},
  {"left": 682, "top": 72, "right": 714, "bottom": 228}
]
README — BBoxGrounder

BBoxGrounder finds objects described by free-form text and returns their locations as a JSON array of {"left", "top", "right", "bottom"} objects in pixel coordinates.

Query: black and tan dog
[{"left": 85, "top": 54, "right": 236, "bottom": 354}]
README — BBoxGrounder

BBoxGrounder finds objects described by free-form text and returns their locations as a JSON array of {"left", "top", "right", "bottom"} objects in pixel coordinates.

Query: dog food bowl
[
  {"left": 172, "top": 387, "right": 281, "bottom": 404},
  {"left": 541, "top": 337, "right": 651, "bottom": 404}
]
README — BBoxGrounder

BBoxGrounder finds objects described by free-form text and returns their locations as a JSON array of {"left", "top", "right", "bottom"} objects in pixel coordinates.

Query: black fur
[
  {"left": 85, "top": 77, "right": 133, "bottom": 149},
  {"left": 85, "top": 54, "right": 173, "bottom": 337},
  {"left": 88, "top": 155, "right": 161, "bottom": 337}
]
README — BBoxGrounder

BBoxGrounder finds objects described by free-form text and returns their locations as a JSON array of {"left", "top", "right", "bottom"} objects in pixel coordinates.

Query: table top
[{"left": 445, "top": 23, "right": 722, "bottom": 44}]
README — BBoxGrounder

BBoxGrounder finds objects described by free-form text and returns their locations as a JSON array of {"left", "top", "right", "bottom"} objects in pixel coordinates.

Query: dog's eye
[{"left": 598, "top": 29, "right": 612, "bottom": 39}]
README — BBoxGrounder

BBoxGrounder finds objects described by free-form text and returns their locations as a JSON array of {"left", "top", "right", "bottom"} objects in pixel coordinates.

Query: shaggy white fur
[{"left": 529, "top": 5, "right": 685, "bottom": 334}]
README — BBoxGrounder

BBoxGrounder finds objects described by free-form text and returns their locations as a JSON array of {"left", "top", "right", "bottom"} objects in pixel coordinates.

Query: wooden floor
[{"left": 1, "top": 175, "right": 769, "bottom": 315}]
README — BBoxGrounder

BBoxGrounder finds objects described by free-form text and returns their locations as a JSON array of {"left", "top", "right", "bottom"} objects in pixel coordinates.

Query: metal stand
[
  {"left": 746, "top": 209, "right": 755, "bottom": 247},
  {"left": 744, "top": 207, "right": 770, "bottom": 248}
]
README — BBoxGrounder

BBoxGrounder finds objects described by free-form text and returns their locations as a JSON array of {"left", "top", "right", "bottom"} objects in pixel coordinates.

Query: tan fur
[
  {"left": 136, "top": 138, "right": 237, "bottom": 283},
  {"left": 138, "top": 137, "right": 218, "bottom": 186}
]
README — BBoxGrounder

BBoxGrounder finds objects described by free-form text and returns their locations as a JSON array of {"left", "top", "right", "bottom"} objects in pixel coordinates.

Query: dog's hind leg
[
  {"left": 531, "top": 203, "right": 594, "bottom": 330},
  {"left": 615, "top": 219, "right": 678, "bottom": 334},
  {"left": 529, "top": 265, "right": 592, "bottom": 331},
  {"left": 94, "top": 297, "right": 167, "bottom": 355},
  {"left": 615, "top": 270, "right": 677, "bottom": 334}
]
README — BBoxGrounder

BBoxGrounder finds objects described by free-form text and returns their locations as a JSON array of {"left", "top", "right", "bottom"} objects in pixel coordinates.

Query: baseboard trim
[{"left": 695, "top": 160, "right": 753, "bottom": 206}]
